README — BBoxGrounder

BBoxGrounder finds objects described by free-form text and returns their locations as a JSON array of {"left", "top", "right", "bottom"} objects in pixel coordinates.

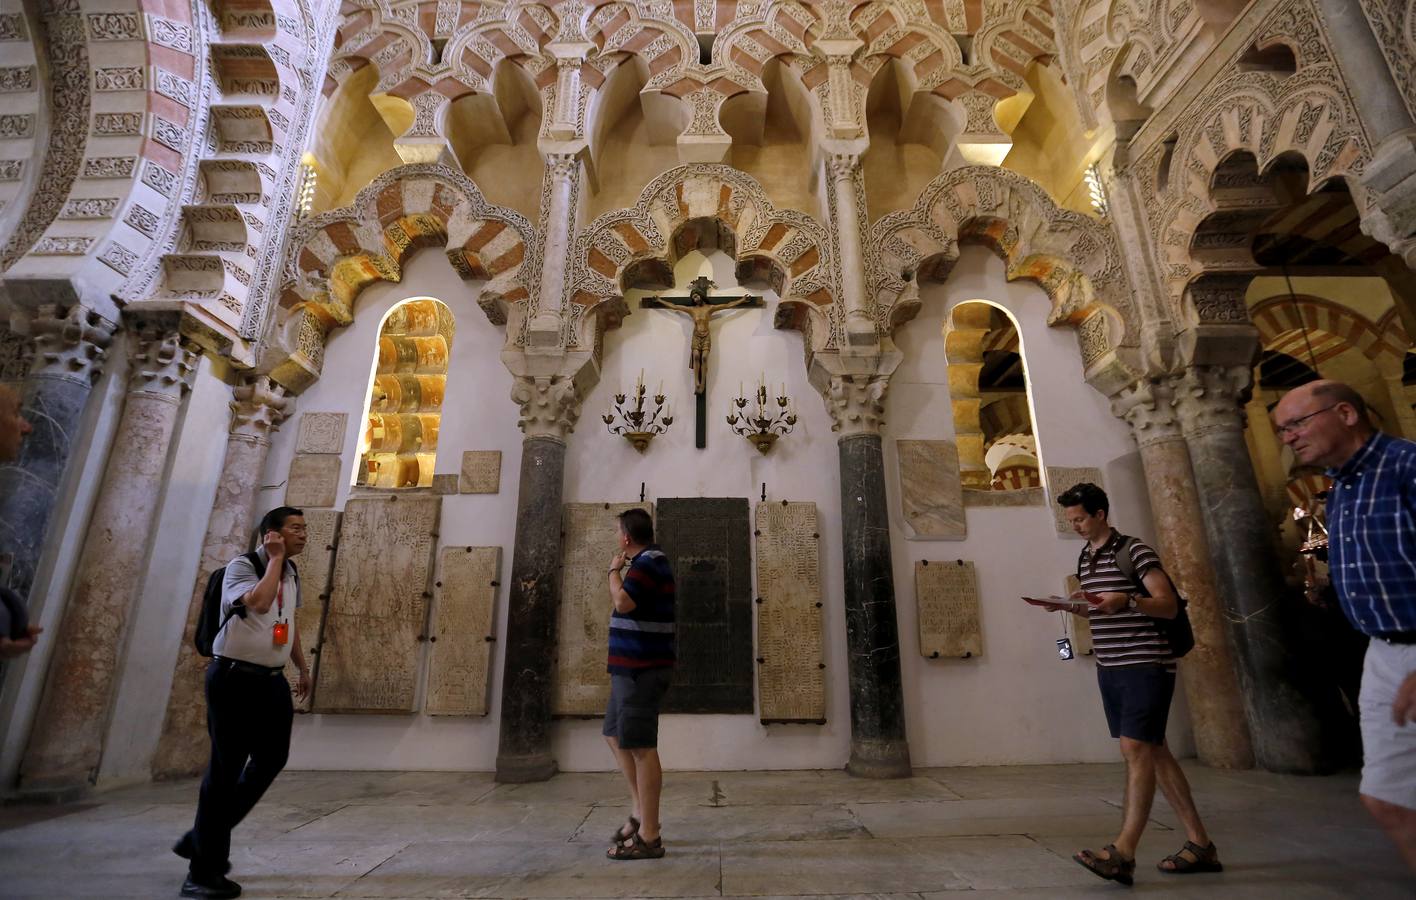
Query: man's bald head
[
  {"left": 0, "top": 384, "right": 30, "bottom": 463},
  {"left": 1273, "top": 379, "right": 1375, "bottom": 469}
]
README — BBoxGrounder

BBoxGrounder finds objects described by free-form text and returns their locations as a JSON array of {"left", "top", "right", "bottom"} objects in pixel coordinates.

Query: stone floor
[{"left": 0, "top": 764, "right": 1410, "bottom": 898}]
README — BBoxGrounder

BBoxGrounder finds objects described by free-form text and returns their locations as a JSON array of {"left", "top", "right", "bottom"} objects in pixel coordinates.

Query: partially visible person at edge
[
  {"left": 173, "top": 506, "right": 311, "bottom": 899},
  {"left": 603, "top": 507, "right": 676, "bottom": 861},
  {"left": 1028, "top": 482, "right": 1221, "bottom": 886},
  {"left": 0, "top": 384, "right": 40, "bottom": 660},
  {"left": 1274, "top": 380, "right": 1416, "bottom": 872}
]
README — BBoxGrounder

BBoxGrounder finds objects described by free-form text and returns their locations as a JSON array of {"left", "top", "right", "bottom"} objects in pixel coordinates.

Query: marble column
[
  {"left": 495, "top": 374, "right": 581, "bottom": 782},
  {"left": 1376, "top": 360, "right": 1416, "bottom": 441},
  {"left": 1174, "top": 365, "right": 1328, "bottom": 774},
  {"left": 825, "top": 154, "right": 878, "bottom": 349},
  {"left": 150, "top": 375, "right": 290, "bottom": 779},
  {"left": 526, "top": 154, "right": 580, "bottom": 347},
  {"left": 1114, "top": 379, "right": 1255, "bottom": 769},
  {"left": 827, "top": 370, "right": 912, "bottom": 778},
  {"left": 0, "top": 304, "right": 115, "bottom": 610},
  {"left": 18, "top": 315, "right": 199, "bottom": 795}
]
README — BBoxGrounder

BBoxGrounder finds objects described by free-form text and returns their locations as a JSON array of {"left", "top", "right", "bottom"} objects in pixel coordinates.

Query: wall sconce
[
  {"left": 727, "top": 376, "right": 796, "bottom": 454},
  {"left": 604, "top": 370, "right": 673, "bottom": 452}
]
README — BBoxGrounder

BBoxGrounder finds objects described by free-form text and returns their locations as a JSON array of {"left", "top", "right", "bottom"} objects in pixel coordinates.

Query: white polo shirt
[{"left": 213, "top": 547, "right": 300, "bottom": 668}]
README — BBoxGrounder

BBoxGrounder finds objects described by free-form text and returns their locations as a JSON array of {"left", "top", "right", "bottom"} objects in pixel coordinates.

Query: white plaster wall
[
  {"left": 890, "top": 248, "right": 1195, "bottom": 765},
  {"left": 270, "top": 250, "right": 525, "bottom": 771},
  {"left": 98, "top": 358, "right": 231, "bottom": 784}
]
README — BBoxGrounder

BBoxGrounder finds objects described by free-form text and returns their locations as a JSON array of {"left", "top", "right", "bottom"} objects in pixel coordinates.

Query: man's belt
[
  {"left": 1371, "top": 632, "right": 1416, "bottom": 645},
  {"left": 214, "top": 656, "right": 285, "bottom": 676}
]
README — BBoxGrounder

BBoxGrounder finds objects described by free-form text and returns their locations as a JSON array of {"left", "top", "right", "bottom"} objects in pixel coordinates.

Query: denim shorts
[
  {"left": 602, "top": 667, "right": 672, "bottom": 749},
  {"left": 1097, "top": 663, "right": 1176, "bottom": 745}
]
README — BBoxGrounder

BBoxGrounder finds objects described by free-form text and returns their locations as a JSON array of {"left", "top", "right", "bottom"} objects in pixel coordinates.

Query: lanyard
[{"left": 275, "top": 568, "right": 284, "bottom": 618}]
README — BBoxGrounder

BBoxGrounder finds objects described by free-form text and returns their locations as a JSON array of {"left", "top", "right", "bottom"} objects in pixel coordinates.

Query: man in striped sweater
[
  {"left": 603, "top": 507, "right": 676, "bottom": 860},
  {"left": 1051, "top": 482, "right": 1221, "bottom": 885}
]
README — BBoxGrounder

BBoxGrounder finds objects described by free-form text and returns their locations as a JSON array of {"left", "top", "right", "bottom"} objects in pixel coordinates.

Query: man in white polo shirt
[{"left": 174, "top": 506, "right": 311, "bottom": 899}]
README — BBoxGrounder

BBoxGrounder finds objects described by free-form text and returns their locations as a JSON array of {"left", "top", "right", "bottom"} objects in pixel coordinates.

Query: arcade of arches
[{"left": 1, "top": 0, "right": 1415, "bottom": 798}]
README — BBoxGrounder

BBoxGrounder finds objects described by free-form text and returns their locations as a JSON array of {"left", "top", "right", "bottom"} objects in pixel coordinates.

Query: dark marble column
[
  {"left": 19, "top": 315, "right": 198, "bottom": 796},
  {"left": 827, "top": 371, "right": 911, "bottom": 778},
  {"left": 495, "top": 374, "right": 581, "bottom": 782},
  {"left": 0, "top": 304, "right": 114, "bottom": 611},
  {"left": 1174, "top": 365, "right": 1330, "bottom": 774}
]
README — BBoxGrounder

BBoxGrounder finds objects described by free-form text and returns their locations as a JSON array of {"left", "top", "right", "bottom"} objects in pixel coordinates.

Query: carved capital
[
  {"left": 229, "top": 374, "right": 290, "bottom": 443},
  {"left": 511, "top": 374, "right": 582, "bottom": 441},
  {"left": 546, "top": 152, "right": 579, "bottom": 181},
  {"left": 126, "top": 315, "right": 199, "bottom": 401},
  {"left": 825, "top": 373, "right": 890, "bottom": 436},
  {"left": 826, "top": 152, "right": 860, "bottom": 182},
  {"left": 25, "top": 303, "right": 117, "bottom": 385},
  {"left": 1111, "top": 379, "right": 1183, "bottom": 448},
  {"left": 1172, "top": 366, "right": 1252, "bottom": 438}
]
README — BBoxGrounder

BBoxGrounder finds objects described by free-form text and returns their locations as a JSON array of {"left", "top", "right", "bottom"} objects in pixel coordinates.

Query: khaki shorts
[{"left": 1359, "top": 640, "right": 1416, "bottom": 811}]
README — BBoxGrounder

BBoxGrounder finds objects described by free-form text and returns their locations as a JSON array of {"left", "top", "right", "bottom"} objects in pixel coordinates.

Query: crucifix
[{"left": 641, "top": 275, "right": 762, "bottom": 448}]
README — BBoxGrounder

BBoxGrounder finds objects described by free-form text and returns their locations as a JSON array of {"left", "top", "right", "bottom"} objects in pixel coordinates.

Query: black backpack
[
  {"left": 194, "top": 552, "right": 298, "bottom": 656},
  {"left": 1084, "top": 534, "right": 1196, "bottom": 659}
]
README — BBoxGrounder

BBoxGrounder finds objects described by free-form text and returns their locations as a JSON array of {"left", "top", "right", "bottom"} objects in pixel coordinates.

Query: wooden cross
[{"left": 640, "top": 275, "right": 762, "bottom": 448}]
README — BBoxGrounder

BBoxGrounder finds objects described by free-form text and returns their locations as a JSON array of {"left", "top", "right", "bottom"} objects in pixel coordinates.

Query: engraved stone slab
[
  {"left": 915, "top": 560, "right": 981, "bottom": 659},
  {"left": 1064, "top": 574, "right": 1094, "bottom": 657},
  {"left": 554, "top": 502, "right": 652, "bottom": 716},
  {"left": 296, "top": 412, "right": 347, "bottom": 454},
  {"left": 658, "top": 497, "right": 754, "bottom": 714},
  {"left": 314, "top": 496, "right": 440, "bottom": 713},
  {"left": 431, "top": 474, "right": 458, "bottom": 495},
  {"left": 897, "top": 440, "right": 966, "bottom": 539},
  {"left": 426, "top": 546, "right": 500, "bottom": 716},
  {"left": 1048, "top": 466, "right": 1105, "bottom": 535},
  {"left": 286, "top": 454, "right": 341, "bottom": 509},
  {"left": 963, "top": 487, "right": 1046, "bottom": 507},
  {"left": 459, "top": 450, "right": 501, "bottom": 494},
  {"left": 287, "top": 509, "right": 341, "bottom": 712},
  {"left": 755, "top": 501, "right": 825, "bottom": 724}
]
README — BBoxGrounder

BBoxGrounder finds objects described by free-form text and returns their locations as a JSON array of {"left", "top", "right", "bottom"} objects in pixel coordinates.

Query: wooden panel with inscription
[
  {"left": 1047, "top": 466, "right": 1104, "bottom": 535},
  {"left": 287, "top": 509, "right": 341, "bottom": 712},
  {"left": 425, "top": 546, "right": 500, "bottom": 716},
  {"left": 915, "top": 560, "right": 982, "bottom": 659},
  {"left": 314, "top": 495, "right": 440, "bottom": 713},
  {"left": 896, "top": 440, "right": 966, "bottom": 539},
  {"left": 755, "top": 501, "right": 825, "bottom": 724},
  {"left": 658, "top": 498, "right": 754, "bottom": 714},
  {"left": 553, "top": 502, "right": 652, "bottom": 716},
  {"left": 1064, "top": 574, "right": 1094, "bottom": 656}
]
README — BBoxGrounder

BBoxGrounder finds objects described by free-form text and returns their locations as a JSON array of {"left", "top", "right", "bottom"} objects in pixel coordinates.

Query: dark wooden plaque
[{"left": 656, "top": 497, "right": 754, "bottom": 713}]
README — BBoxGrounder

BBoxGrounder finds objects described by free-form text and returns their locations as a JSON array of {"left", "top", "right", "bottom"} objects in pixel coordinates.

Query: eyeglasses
[{"left": 1275, "top": 405, "right": 1338, "bottom": 437}]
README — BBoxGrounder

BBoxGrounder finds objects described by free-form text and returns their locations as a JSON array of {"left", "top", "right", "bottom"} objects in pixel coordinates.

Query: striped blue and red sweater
[{"left": 608, "top": 545, "right": 676, "bottom": 674}]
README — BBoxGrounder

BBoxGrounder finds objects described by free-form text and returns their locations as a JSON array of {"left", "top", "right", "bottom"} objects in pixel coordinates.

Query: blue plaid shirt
[{"left": 1326, "top": 431, "right": 1416, "bottom": 636}]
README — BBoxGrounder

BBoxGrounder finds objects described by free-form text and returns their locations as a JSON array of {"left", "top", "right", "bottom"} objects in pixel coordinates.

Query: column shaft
[
  {"left": 495, "top": 435, "right": 566, "bottom": 782},
  {"left": 18, "top": 321, "right": 196, "bottom": 795}
]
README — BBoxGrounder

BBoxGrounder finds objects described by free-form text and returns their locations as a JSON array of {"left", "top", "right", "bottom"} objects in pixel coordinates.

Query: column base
[
  {"left": 846, "top": 740, "right": 912, "bottom": 779},
  {"left": 495, "top": 752, "right": 558, "bottom": 783}
]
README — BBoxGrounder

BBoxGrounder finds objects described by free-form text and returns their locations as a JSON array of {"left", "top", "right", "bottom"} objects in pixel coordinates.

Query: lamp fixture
[
  {"left": 604, "top": 370, "right": 673, "bottom": 452},
  {"left": 727, "top": 376, "right": 797, "bottom": 454}
]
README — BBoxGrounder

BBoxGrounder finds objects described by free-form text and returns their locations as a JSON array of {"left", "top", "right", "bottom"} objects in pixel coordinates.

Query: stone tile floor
[{"left": 1, "top": 764, "right": 1410, "bottom": 898}]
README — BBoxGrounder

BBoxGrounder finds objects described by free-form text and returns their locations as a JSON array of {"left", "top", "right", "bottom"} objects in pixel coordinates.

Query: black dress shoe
[
  {"left": 180, "top": 875, "right": 241, "bottom": 899},
  {"left": 173, "top": 832, "right": 231, "bottom": 875}
]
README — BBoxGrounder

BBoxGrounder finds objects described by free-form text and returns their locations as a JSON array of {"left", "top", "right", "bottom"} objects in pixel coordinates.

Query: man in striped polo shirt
[
  {"left": 603, "top": 507, "right": 675, "bottom": 860},
  {"left": 1052, "top": 482, "right": 1220, "bottom": 885},
  {"left": 1275, "top": 380, "right": 1416, "bottom": 870}
]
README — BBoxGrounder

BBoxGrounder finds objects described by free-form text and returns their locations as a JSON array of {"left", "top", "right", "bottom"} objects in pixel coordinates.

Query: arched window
[{"left": 355, "top": 298, "right": 453, "bottom": 488}]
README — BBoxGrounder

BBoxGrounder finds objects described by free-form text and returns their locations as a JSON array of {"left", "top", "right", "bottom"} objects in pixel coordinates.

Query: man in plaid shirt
[{"left": 1275, "top": 380, "right": 1416, "bottom": 871}]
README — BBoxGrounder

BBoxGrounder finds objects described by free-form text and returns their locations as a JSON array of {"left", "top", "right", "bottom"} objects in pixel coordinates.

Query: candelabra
[
  {"left": 727, "top": 378, "right": 797, "bottom": 454},
  {"left": 603, "top": 371, "right": 673, "bottom": 452}
]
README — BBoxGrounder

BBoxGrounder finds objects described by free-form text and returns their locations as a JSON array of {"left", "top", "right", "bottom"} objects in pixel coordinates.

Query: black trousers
[{"left": 188, "top": 659, "right": 293, "bottom": 877}]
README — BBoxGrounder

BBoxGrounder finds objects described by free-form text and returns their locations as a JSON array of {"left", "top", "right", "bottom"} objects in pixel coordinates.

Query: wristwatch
[{"left": 1126, "top": 594, "right": 1139, "bottom": 611}]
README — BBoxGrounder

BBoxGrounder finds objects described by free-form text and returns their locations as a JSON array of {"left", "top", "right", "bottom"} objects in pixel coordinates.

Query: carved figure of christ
[{"left": 640, "top": 275, "right": 762, "bottom": 448}]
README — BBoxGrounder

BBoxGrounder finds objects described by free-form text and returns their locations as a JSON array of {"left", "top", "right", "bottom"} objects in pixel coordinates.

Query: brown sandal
[
  {"left": 1074, "top": 844, "right": 1135, "bottom": 886},
  {"left": 1158, "top": 840, "right": 1222, "bottom": 873},
  {"left": 607, "top": 832, "right": 665, "bottom": 861},
  {"left": 609, "top": 815, "right": 640, "bottom": 844}
]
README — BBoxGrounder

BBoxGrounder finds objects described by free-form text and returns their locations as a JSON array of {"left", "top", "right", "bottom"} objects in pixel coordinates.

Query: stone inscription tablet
[
  {"left": 1065, "top": 574, "right": 1094, "bottom": 656},
  {"left": 755, "top": 501, "right": 825, "bottom": 724},
  {"left": 1048, "top": 466, "right": 1104, "bottom": 535},
  {"left": 460, "top": 450, "right": 501, "bottom": 494},
  {"left": 915, "top": 560, "right": 982, "bottom": 659},
  {"left": 288, "top": 509, "right": 341, "bottom": 712},
  {"left": 286, "top": 454, "right": 341, "bottom": 509},
  {"left": 296, "top": 412, "right": 347, "bottom": 455},
  {"left": 314, "top": 495, "right": 440, "bottom": 713},
  {"left": 425, "top": 546, "right": 500, "bottom": 716},
  {"left": 897, "top": 440, "right": 966, "bottom": 539},
  {"left": 553, "top": 502, "right": 651, "bottom": 716},
  {"left": 658, "top": 498, "right": 754, "bottom": 714}
]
